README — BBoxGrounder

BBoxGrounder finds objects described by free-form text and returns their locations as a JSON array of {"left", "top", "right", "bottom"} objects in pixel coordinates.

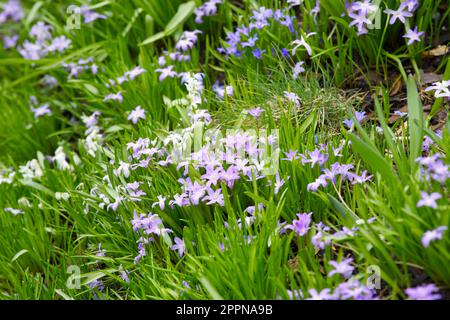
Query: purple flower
[
  {"left": 350, "top": 170, "right": 373, "bottom": 184},
  {"left": 285, "top": 212, "right": 312, "bottom": 236},
  {"left": 126, "top": 181, "right": 146, "bottom": 199},
  {"left": 3, "top": 34, "right": 18, "bottom": 49},
  {"left": 348, "top": 11, "right": 372, "bottom": 35},
  {"left": 247, "top": 107, "right": 264, "bottom": 119},
  {"left": 343, "top": 118, "right": 354, "bottom": 129},
  {"left": 241, "top": 34, "right": 258, "bottom": 48},
  {"left": 311, "top": 228, "right": 331, "bottom": 250},
  {"left": 293, "top": 61, "right": 305, "bottom": 79},
  {"left": 307, "top": 175, "right": 328, "bottom": 192},
  {"left": 252, "top": 48, "right": 265, "bottom": 60},
  {"left": 176, "top": 30, "right": 201, "bottom": 52},
  {"left": 283, "top": 91, "right": 301, "bottom": 106},
  {"left": 394, "top": 110, "right": 407, "bottom": 117},
  {"left": 201, "top": 167, "right": 223, "bottom": 186},
  {"left": 282, "top": 149, "right": 299, "bottom": 162},
  {"left": 152, "top": 195, "right": 166, "bottom": 210},
  {"left": 421, "top": 226, "right": 447, "bottom": 248},
  {"left": 403, "top": 27, "right": 424, "bottom": 45},
  {"left": 220, "top": 166, "right": 240, "bottom": 188},
  {"left": 103, "top": 91, "right": 123, "bottom": 103},
  {"left": 304, "top": 149, "right": 328, "bottom": 168},
  {"left": 171, "top": 237, "right": 186, "bottom": 257},
  {"left": 212, "top": 81, "right": 233, "bottom": 99},
  {"left": 351, "top": 0, "right": 378, "bottom": 15},
  {"left": 186, "top": 181, "right": 206, "bottom": 205},
  {"left": 203, "top": 188, "right": 224, "bottom": 206},
  {"left": 400, "top": 0, "right": 419, "bottom": 13},
  {"left": 31, "top": 103, "right": 52, "bottom": 118},
  {"left": 18, "top": 40, "right": 45, "bottom": 60},
  {"left": 405, "top": 284, "right": 441, "bottom": 300},
  {"left": 119, "top": 268, "right": 130, "bottom": 283},
  {"left": 127, "top": 106, "right": 146, "bottom": 124},
  {"left": 285, "top": 289, "right": 303, "bottom": 300},
  {"left": 194, "top": 0, "right": 222, "bottom": 24},
  {"left": 328, "top": 258, "right": 354, "bottom": 278},
  {"left": 307, "top": 288, "right": 333, "bottom": 300},
  {"left": 417, "top": 191, "right": 442, "bottom": 209},
  {"left": 125, "top": 65, "right": 146, "bottom": 80},
  {"left": 334, "top": 279, "right": 376, "bottom": 300},
  {"left": 29, "top": 21, "right": 53, "bottom": 42},
  {"left": 281, "top": 48, "right": 290, "bottom": 58},
  {"left": 169, "top": 193, "right": 189, "bottom": 207},
  {"left": 47, "top": 36, "right": 71, "bottom": 53},
  {"left": 355, "top": 111, "right": 366, "bottom": 123},
  {"left": 155, "top": 65, "right": 177, "bottom": 81},
  {"left": 0, "top": 0, "right": 24, "bottom": 23},
  {"left": 273, "top": 173, "right": 286, "bottom": 195},
  {"left": 77, "top": 5, "right": 107, "bottom": 23},
  {"left": 384, "top": 7, "right": 413, "bottom": 25}
]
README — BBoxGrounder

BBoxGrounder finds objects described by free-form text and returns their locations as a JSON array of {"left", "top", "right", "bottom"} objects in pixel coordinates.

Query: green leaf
[
  {"left": 11, "top": 249, "right": 28, "bottom": 262},
  {"left": 165, "top": 1, "right": 196, "bottom": 33},
  {"left": 140, "top": 31, "right": 166, "bottom": 46},
  {"left": 140, "top": 1, "right": 196, "bottom": 46},
  {"left": 19, "top": 179, "right": 55, "bottom": 196},
  {"left": 374, "top": 94, "right": 407, "bottom": 177},
  {"left": 327, "top": 193, "right": 353, "bottom": 222},
  {"left": 348, "top": 134, "right": 397, "bottom": 185},
  {"left": 55, "top": 289, "right": 74, "bottom": 300},
  {"left": 199, "top": 276, "right": 223, "bottom": 300},
  {"left": 406, "top": 76, "right": 423, "bottom": 171},
  {"left": 25, "top": 2, "right": 43, "bottom": 27}
]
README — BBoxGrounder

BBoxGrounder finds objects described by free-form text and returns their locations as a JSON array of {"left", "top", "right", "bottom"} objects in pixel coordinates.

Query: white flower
[
  {"left": 19, "top": 159, "right": 43, "bottom": 180},
  {"left": 425, "top": 80, "right": 450, "bottom": 98},
  {"left": 114, "top": 161, "right": 131, "bottom": 178},
  {"left": 53, "top": 147, "right": 71, "bottom": 171},
  {"left": 55, "top": 192, "right": 71, "bottom": 201}
]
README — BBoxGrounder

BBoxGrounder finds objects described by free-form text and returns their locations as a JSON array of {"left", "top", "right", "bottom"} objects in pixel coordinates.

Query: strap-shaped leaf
[{"left": 140, "top": 1, "right": 196, "bottom": 46}]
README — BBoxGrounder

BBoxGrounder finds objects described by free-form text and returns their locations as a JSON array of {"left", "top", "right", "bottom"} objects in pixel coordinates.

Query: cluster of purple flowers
[
  {"left": 416, "top": 154, "right": 450, "bottom": 184},
  {"left": 280, "top": 214, "right": 374, "bottom": 251},
  {"left": 405, "top": 283, "right": 441, "bottom": 300},
  {"left": 126, "top": 129, "right": 278, "bottom": 210},
  {"left": 70, "top": 4, "right": 107, "bottom": 24},
  {"left": 346, "top": 1, "right": 378, "bottom": 35},
  {"left": 131, "top": 211, "right": 172, "bottom": 263},
  {"left": 1, "top": 0, "right": 22, "bottom": 48},
  {"left": 346, "top": 0, "right": 423, "bottom": 44},
  {"left": 102, "top": 66, "right": 147, "bottom": 104},
  {"left": 194, "top": 0, "right": 222, "bottom": 24},
  {"left": 17, "top": 21, "right": 72, "bottom": 60},
  {"left": 300, "top": 279, "right": 377, "bottom": 300},
  {"left": 108, "top": 65, "right": 147, "bottom": 86},
  {"left": 0, "top": 0, "right": 23, "bottom": 24},
  {"left": 343, "top": 111, "right": 366, "bottom": 129},
  {"left": 62, "top": 57, "right": 98, "bottom": 79},
  {"left": 212, "top": 81, "right": 234, "bottom": 99},
  {"left": 281, "top": 143, "right": 372, "bottom": 192},
  {"left": 218, "top": 6, "right": 295, "bottom": 59},
  {"left": 155, "top": 31, "right": 203, "bottom": 83},
  {"left": 384, "top": 0, "right": 418, "bottom": 25}
]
